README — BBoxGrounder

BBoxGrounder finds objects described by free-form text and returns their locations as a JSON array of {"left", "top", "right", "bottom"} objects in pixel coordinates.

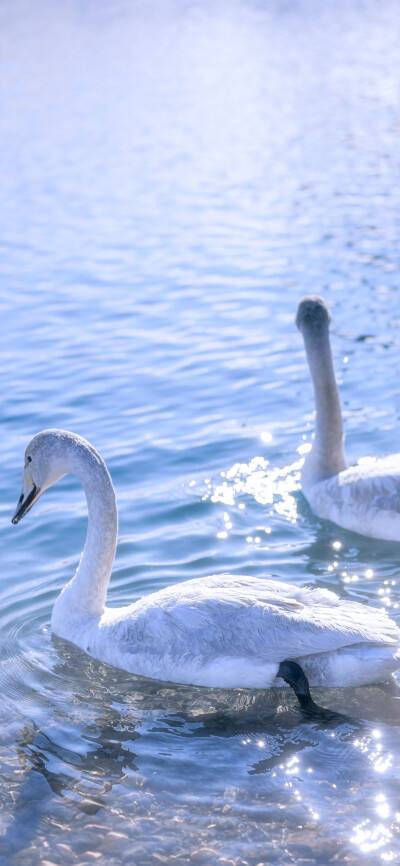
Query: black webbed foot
[{"left": 277, "top": 659, "right": 341, "bottom": 721}]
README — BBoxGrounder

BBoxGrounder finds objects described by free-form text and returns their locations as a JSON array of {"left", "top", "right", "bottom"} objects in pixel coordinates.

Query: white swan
[
  {"left": 297, "top": 296, "right": 400, "bottom": 540},
  {"left": 11, "top": 430, "right": 400, "bottom": 694}
]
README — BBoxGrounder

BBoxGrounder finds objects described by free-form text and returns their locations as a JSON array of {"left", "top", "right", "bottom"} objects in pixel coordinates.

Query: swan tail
[{"left": 299, "top": 642, "right": 400, "bottom": 688}]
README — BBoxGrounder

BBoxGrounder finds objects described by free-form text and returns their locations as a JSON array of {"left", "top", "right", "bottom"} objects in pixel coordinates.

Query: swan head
[
  {"left": 11, "top": 430, "right": 71, "bottom": 524},
  {"left": 296, "top": 296, "right": 331, "bottom": 334}
]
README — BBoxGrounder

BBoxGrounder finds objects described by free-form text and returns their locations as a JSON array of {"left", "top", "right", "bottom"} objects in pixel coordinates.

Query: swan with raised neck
[
  {"left": 12, "top": 429, "right": 400, "bottom": 693},
  {"left": 297, "top": 296, "right": 400, "bottom": 540}
]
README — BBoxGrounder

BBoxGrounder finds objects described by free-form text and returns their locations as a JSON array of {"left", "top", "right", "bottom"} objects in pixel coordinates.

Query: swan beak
[{"left": 12, "top": 483, "right": 42, "bottom": 524}]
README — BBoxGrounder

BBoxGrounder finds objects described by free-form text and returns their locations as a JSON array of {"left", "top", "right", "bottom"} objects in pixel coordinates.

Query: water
[{"left": 1, "top": 0, "right": 400, "bottom": 862}]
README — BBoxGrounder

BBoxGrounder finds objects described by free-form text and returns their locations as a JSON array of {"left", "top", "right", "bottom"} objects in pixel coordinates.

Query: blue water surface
[{"left": 1, "top": 0, "right": 400, "bottom": 863}]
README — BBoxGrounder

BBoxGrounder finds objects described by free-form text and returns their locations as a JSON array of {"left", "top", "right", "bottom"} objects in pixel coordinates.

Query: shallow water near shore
[{"left": 1, "top": 0, "right": 400, "bottom": 863}]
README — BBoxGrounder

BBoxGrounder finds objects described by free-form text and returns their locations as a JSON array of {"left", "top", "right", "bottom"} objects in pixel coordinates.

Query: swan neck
[
  {"left": 303, "top": 323, "right": 346, "bottom": 480},
  {"left": 54, "top": 443, "right": 118, "bottom": 618}
]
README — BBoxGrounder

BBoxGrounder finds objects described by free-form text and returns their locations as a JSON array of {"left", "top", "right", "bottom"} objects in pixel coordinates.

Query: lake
[{"left": 1, "top": 0, "right": 400, "bottom": 863}]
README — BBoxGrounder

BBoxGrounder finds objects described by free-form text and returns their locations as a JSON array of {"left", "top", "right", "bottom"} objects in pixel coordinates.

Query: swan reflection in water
[
  {"left": 11, "top": 635, "right": 370, "bottom": 821},
  {"left": 17, "top": 717, "right": 141, "bottom": 815},
  {"left": 14, "top": 690, "right": 355, "bottom": 815},
  {"left": 3, "top": 633, "right": 398, "bottom": 866}
]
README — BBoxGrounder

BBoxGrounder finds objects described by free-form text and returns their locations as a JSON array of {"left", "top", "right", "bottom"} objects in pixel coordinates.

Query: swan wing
[
  {"left": 338, "top": 458, "right": 400, "bottom": 508},
  {"left": 306, "top": 457, "right": 400, "bottom": 538},
  {"left": 107, "top": 575, "right": 400, "bottom": 665}
]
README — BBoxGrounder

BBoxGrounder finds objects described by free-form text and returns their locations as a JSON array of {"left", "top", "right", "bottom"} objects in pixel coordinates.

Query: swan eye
[{"left": 27, "top": 456, "right": 32, "bottom": 463}]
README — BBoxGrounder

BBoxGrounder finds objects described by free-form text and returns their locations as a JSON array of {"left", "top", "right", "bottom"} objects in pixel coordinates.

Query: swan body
[
  {"left": 297, "top": 296, "right": 400, "bottom": 540},
  {"left": 12, "top": 430, "right": 400, "bottom": 688}
]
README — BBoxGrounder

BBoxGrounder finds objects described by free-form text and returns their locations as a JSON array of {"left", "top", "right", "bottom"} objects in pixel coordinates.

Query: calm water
[{"left": 1, "top": 0, "right": 400, "bottom": 863}]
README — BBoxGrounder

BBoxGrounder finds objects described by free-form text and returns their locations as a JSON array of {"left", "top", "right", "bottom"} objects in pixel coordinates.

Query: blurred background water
[{"left": 1, "top": 0, "right": 400, "bottom": 863}]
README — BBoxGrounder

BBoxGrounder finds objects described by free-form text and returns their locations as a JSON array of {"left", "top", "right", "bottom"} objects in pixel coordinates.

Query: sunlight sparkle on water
[
  {"left": 351, "top": 819, "right": 393, "bottom": 856},
  {"left": 374, "top": 753, "right": 393, "bottom": 773},
  {"left": 297, "top": 442, "right": 312, "bottom": 455},
  {"left": 376, "top": 794, "right": 390, "bottom": 819},
  {"left": 206, "top": 457, "right": 301, "bottom": 521},
  {"left": 354, "top": 729, "right": 393, "bottom": 774}
]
